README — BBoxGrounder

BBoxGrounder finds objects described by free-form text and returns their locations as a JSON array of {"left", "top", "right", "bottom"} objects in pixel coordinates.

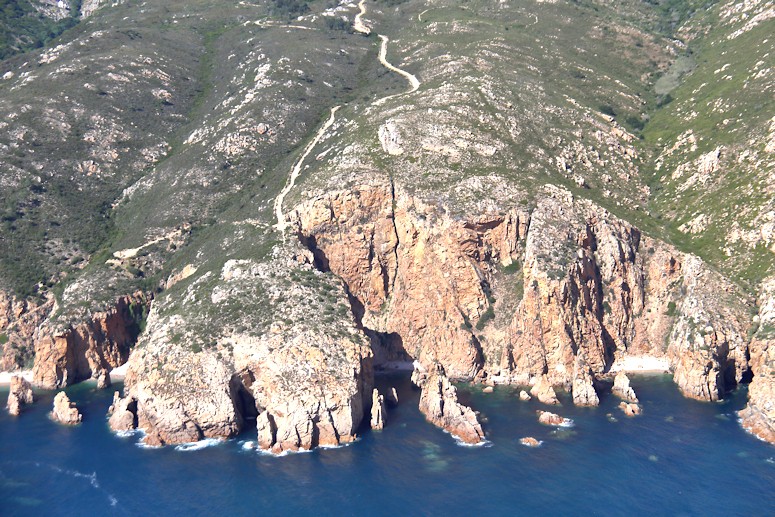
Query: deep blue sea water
[{"left": 1, "top": 373, "right": 774, "bottom": 516}]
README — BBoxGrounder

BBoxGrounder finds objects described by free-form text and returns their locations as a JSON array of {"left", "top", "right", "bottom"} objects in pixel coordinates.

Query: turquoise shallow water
[{"left": 1, "top": 373, "right": 774, "bottom": 516}]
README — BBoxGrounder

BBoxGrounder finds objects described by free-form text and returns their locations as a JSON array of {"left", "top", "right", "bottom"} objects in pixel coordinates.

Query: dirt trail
[
  {"left": 372, "top": 34, "right": 420, "bottom": 106},
  {"left": 274, "top": 106, "right": 341, "bottom": 233},
  {"left": 353, "top": 0, "right": 370, "bottom": 34},
  {"left": 352, "top": 1, "right": 420, "bottom": 105}
]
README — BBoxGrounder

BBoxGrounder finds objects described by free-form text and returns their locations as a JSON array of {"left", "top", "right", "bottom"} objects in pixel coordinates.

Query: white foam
[
  {"left": 558, "top": 419, "right": 575, "bottom": 428},
  {"left": 174, "top": 438, "right": 223, "bottom": 452}
]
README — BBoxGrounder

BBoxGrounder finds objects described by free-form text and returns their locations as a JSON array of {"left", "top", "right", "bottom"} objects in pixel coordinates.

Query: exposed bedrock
[
  {"left": 292, "top": 182, "right": 754, "bottom": 403},
  {"left": 738, "top": 277, "right": 775, "bottom": 444},
  {"left": 6, "top": 375, "right": 34, "bottom": 416},
  {"left": 0, "top": 291, "right": 54, "bottom": 371},
  {"left": 111, "top": 248, "right": 374, "bottom": 452},
  {"left": 32, "top": 291, "right": 151, "bottom": 389},
  {"left": 414, "top": 362, "right": 485, "bottom": 444}
]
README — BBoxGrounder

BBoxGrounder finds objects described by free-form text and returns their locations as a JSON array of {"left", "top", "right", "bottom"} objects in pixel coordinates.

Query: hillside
[{"left": 1, "top": 0, "right": 773, "bottom": 448}]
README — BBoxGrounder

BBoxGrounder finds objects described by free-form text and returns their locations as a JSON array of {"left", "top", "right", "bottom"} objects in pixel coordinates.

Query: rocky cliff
[
  {"left": 32, "top": 291, "right": 150, "bottom": 389},
  {"left": 293, "top": 182, "right": 753, "bottom": 404},
  {"left": 0, "top": 292, "right": 52, "bottom": 371},
  {"left": 739, "top": 278, "right": 775, "bottom": 443},
  {"left": 110, "top": 244, "right": 373, "bottom": 450}
]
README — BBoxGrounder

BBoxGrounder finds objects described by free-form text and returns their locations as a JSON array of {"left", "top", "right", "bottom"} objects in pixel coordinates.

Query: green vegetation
[{"left": 0, "top": 0, "right": 82, "bottom": 59}]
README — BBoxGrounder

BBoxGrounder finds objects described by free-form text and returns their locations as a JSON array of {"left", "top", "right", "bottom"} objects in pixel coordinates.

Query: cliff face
[
  {"left": 0, "top": 292, "right": 53, "bottom": 371},
  {"left": 293, "top": 182, "right": 753, "bottom": 407},
  {"left": 32, "top": 292, "right": 150, "bottom": 389},
  {"left": 293, "top": 181, "right": 527, "bottom": 380},
  {"left": 111, "top": 244, "right": 373, "bottom": 450},
  {"left": 739, "top": 278, "right": 775, "bottom": 443}
]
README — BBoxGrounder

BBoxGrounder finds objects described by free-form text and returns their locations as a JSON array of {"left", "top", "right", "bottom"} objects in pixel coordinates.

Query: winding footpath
[
  {"left": 273, "top": 0, "right": 421, "bottom": 232},
  {"left": 274, "top": 106, "right": 340, "bottom": 233}
]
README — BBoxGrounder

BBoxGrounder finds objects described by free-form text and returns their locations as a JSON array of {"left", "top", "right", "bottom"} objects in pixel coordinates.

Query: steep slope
[{"left": 0, "top": 0, "right": 772, "bottom": 449}]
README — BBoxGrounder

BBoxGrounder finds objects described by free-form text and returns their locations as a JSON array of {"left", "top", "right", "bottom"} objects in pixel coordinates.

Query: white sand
[
  {"left": 610, "top": 356, "right": 670, "bottom": 373},
  {"left": 110, "top": 363, "right": 129, "bottom": 379}
]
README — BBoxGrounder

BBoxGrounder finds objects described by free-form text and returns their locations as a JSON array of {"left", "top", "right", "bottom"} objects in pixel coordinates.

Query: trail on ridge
[{"left": 274, "top": 106, "right": 341, "bottom": 233}]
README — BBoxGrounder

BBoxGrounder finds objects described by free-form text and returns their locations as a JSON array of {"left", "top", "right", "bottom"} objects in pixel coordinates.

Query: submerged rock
[
  {"left": 612, "top": 372, "right": 639, "bottom": 403},
  {"left": 6, "top": 375, "right": 34, "bottom": 416},
  {"left": 51, "top": 392, "right": 82, "bottom": 425},
  {"left": 418, "top": 363, "right": 485, "bottom": 444},
  {"left": 370, "top": 388, "right": 386, "bottom": 430},
  {"left": 618, "top": 401, "right": 642, "bottom": 417}
]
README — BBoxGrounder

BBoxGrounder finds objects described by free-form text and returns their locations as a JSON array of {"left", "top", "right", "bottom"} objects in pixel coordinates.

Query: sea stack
[
  {"left": 6, "top": 375, "right": 34, "bottom": 416},
  {"left": 370, "top": 388, "right": 386, "bottom": 430},
  {"left": 51, "top": 392, "right": 82, "bottom": 425}
]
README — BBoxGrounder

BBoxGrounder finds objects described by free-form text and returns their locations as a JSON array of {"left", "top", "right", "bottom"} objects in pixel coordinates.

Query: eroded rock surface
[
  {"left": 416, "top": 363, "right": 485, "bottom": 444},
  {"left": 370, "top": 388, "right": 386, "bottom": 430},
  {"left": 51, "top": 391, "right": 81, "bottom": 425},
  {"left": 739, "top": 278, "right": 775, "bottom": 443},
  {"left": 6, "top": 375, "right": 34, "bottom": 416},
  {"left": 33, "top": 292, "right": 150, "bottom": 389}
]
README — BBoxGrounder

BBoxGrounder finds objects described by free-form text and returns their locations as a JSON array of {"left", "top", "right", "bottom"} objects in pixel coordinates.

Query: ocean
[{"left": 1, "top": 373, "right": 773, "bottom": 516}]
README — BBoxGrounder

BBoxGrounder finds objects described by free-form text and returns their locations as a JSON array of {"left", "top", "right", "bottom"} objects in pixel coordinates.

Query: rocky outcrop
[
  {"left": 293, "top": 183, "right": 528, "bottom": 380},
  {"left": 294, "top": 183, "right": 753, "bottom": 406},
  {"left": 107, "top": 391, "right": 137, "bottom": 432},
  {"left": 537, "top": 410, "right": 573, "bottom": 427},
  {"left": 530, "top": 375, "right": 559, "bottom": 405},
  {"left": 370, "top": 388, "right": 385, "bottom": 430},
  {"left": 6, "top": 375, "right": 34, "bottom": 416},
  {"left": 612, "top": 372, "right": 639, "bottom": 403},
  {"left": 33, "top": 292, "right": 150, "bottom": 389},
  {"left": 0, "top": 291, "right": 53, "bottom": 372},
  {"left": 739, "top": 278, "right": 775, "bottom": 444},
  {"left": 572, "top": 354, "right": 599, "bottom": 406},
  {"left": 668, "top": 256, "right": 751, "bottom": 402},
  {"left": 112, "top": 249, "right": 374, "bottom": 452},
  {"left": 520, "top": 437, "right": 541, "bottom": 447},
  {"left": 51, "top": 392, "right": 81, "bottom": 425},
  {"left": 416, "top": 363, "right": 485, "bottom": 444},
  {"left": 619, "top": 401, "right": 642, "bottom": 417}
]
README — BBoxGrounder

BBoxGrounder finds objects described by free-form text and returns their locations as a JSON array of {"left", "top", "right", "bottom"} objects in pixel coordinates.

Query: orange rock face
[{"left": 32, "top": 292, "right": 150, "bottom": 389}]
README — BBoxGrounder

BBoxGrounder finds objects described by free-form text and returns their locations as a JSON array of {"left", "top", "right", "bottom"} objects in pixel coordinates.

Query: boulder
[
  {"left": 537, "top": 410, "right": 573, "bottom": 427},
  {"left": 51, "top": 392, "right": 82, "bottom": 425},
  {"left": 572, "top": 355, "right": 599, "bottom": 406},
  {"left": 96, "top": 369, "right": 111, "bottom": 390},
  {"left": 618, "top": 401, "right": 642, "bottom": 416},
  {"left": 6, "top": 375, "right": 34, "bottom": 416},
  {"left": 520, "top": 437, "right": 542, "bottom": 447},
  {"left": 519, "top": 390, "right": 531, "bottom": 401},
  {"left": 386, "top": 387, "right": 399, "bottom": 407},
  {"left": 107, "top": 391, "right": 137, "bottom": 432}
]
